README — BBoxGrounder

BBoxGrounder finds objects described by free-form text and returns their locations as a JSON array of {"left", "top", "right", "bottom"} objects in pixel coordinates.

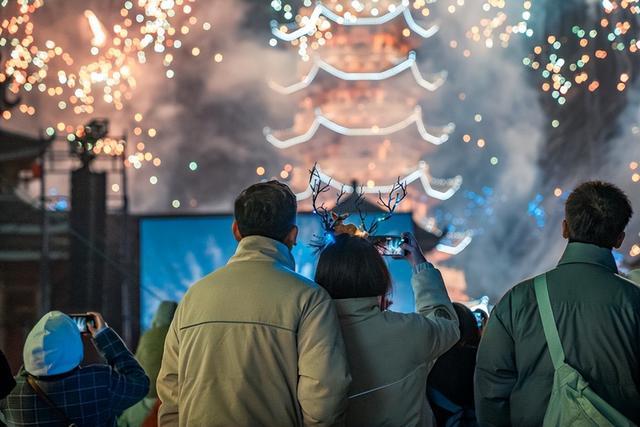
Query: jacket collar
[
  {"left": 558, "top": 242, "right": 618, "bottom": 273},
  {"left": 228, "top": 235, "right": 295, "bottom": 270},
  {"left": 333, "top": 297, "right": 381, "bottom": 325},
  {"left": 21, "top": 365, "right": 80, "bottom": 381}
]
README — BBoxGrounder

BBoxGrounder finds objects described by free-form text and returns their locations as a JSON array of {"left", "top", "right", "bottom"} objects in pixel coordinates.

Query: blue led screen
[{"left": 139, "top": 213, "right": 416, "bottom": 330}]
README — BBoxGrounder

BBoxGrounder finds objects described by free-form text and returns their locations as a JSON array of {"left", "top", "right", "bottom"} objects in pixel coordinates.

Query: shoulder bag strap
[
  {"left": 533, "top": 274, "right": 566, "bottom": 369},
  {"left": 26, "top": 375, "right": 76, "bottom": 427}
]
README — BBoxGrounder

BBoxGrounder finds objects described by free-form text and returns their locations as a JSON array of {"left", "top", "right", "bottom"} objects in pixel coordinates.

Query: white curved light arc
[
  {"left": 295, "top": 164, "right": 462, "bottom": 201},
  {"left": 271, "top": 1, "right": 438, "bottom": 42},
  {"left": 264, "top": 107, "right": 454, "bottom": 148},
  {"left": 416, "top": 217, "right": 473, "bottom": 255},
  {"left": 436, "top": 234, "right": 473, "bottom": 255},
  {"left": 269, "top": 52, "right": 447, "bottom": 94}
]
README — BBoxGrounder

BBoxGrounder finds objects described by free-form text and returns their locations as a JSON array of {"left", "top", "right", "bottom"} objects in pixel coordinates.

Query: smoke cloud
[{"left": 4, "top": 0, "right": 639, "bottom": 300}]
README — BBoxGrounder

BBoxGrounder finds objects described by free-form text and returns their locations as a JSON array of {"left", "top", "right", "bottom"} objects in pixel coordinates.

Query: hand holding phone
[
  {"left": 69, "top": 314, "right": 95, "bottom": 334},
  {"left": 69, "top": 312, "right": 107, "bottom": 337},
  {"left": 86, "top": 312, "right": 107, "bottom": 337},
  {"left": 400, "top": 232, "right": 427, "bottom": 267},
  {"left": 370, "top": 235, "right": 407, "bottom": 257}
]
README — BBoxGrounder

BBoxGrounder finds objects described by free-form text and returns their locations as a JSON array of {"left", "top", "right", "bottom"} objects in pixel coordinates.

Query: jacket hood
[
  {"left": 151, "top": 301, "right": 178, "bottom": 328},
  {"left": 333, "top": 297, "right": 381, "bottom": 325},
  {"left": 23, "top": 311, "right": 83, "bottom": 377}
]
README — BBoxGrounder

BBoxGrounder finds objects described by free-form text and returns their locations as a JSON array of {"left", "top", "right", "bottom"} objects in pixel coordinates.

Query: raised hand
[
  {"left": 400, "top": 232, "right": 427, "bottom": 267},
  {"left": 86, "top": 311, "right": 108, "bottom": 337}
]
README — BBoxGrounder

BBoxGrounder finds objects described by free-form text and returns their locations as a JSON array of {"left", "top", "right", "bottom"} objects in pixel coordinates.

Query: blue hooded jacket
[{"left": 23, "top": 311, "right": 83, "bottom": 377}]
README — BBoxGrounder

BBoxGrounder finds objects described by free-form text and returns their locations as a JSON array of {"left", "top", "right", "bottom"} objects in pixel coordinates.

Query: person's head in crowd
[
  {"left": 563, "top": 181, "right": 633, "bottom": 249},
  {"left": 453, "top": 303, "right": 481, "bottom": 348},
  {"left": 23, "top": 311, "right": 84, "bottom": 377},
  {"left": 233, "top": 180, "right": 298, "bottom": 248},
  {"left": 151, "top": 300, "right": 178, "bottom": 329},
  {"left": 136, "top": 300, "right": 178, "bottom": 400},
  {"left": 315, "top": 233, "right": 392, "bottom": 306}
]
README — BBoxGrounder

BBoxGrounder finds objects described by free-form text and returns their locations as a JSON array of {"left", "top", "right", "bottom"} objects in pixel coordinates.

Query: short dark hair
[
  {"left": 453, "top": 303, "right": 481, "bottom": 348},
  {"left": 565, "top": 181, "right": 633, "bottom": 248},
  {"left": 234, "top": 180, "right": 297, "bottom": 242},
  {"left": 314, "top": 234, "right": 392, "bottom": 299}
]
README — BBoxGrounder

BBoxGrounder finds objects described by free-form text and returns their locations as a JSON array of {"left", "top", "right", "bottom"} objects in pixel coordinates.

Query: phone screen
[
  {"left": 370, "top": 235, "right": 405, "bottom": 257},
  {"left": 473, "top": 310, "right": 486, "bottom": 329},
  {"left": 69, "top": 315, "right": 93, "bottom": 333}
]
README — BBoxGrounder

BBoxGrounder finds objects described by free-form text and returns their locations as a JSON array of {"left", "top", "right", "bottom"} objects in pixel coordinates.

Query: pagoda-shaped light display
[{"left": 267, "top": 0, "right": 472, "bottom": 256}]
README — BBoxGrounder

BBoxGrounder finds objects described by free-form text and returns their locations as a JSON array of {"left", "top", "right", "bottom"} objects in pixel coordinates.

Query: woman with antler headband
[{"left": 308, "top": 165, "right": 461, "bottom": 427}]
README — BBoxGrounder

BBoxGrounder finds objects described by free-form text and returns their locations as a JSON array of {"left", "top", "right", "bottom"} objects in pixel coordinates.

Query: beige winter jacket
[
  {"left": 334, "top": 262, "right": 460, "bottom": 427},
  {"left": 157, "top": 236, "right": 351, "bottom": 426}
]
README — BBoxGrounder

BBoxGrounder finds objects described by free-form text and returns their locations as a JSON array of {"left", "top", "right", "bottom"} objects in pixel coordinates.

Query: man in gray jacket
[{"left": 158, "top": 181, "right": 351, "bottom": 426}]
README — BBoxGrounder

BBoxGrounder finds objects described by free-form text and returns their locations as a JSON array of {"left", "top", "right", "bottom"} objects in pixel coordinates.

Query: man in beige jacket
[{"left": 157, "top": 181, "right": 351, "bottom": 426}]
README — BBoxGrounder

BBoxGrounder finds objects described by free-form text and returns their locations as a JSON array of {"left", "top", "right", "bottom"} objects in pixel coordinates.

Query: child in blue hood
[{"left": 0, "top": 311, "right": 149, "bottom": 427}]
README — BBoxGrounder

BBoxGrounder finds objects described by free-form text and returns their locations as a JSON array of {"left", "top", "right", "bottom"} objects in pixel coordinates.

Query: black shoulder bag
[{"left": 26, "top": 375, "right": 77, "bottom": 427}]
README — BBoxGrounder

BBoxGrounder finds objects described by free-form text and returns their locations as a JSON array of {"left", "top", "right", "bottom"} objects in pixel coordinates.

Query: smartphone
[
  {"left": 370, "top": 235, "right": 407, "bottom": 257},
  {"left": 473, "top": 310, "right": 487, "bottom": 329},
  {"left": 69, "top": 314, "right": 95, "bottom": 334}
]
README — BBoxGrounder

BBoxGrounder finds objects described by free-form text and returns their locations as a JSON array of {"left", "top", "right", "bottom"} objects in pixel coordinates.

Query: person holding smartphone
[
  {"left": 314, "top": 232, "right": 460, "bottom": 426},
  {"left": 1, "top": 311, "right": 149, "bottom": 427}
]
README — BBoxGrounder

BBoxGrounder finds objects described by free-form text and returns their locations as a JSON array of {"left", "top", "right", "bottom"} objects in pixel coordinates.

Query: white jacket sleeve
[
  {"left": 411, "top": 262, "right": 460, "bottom": 359},
  {"left": 157, "top": 314, "right": 180, "bottom": 426}
]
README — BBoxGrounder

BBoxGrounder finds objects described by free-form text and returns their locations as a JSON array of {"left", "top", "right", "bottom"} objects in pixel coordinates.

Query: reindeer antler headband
[{"left": 308, "top": 164, "right": 407, "bottom": 251}]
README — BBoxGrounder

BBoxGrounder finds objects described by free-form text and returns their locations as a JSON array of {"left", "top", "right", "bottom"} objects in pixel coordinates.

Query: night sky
[{"left": 2, "top": 0, "right": 639, "bottom": 298}]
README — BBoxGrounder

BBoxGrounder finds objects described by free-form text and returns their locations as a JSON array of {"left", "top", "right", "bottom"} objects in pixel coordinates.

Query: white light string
[
  {"left": 436, "top": 234, "right": 473, "bottom": 255},
  {"left": 269, "top": 52, "right": 447, "bottom": 94},
  {"left": 264, "top": 106, "right": 455, "bottom": 148},
  {"left": 295, "top": 162, "right": 462, "bottom": 201},
  {"left": 271, "top": 0, "right": 439, "bottom": 42},
  {"left": 416, "top": 217, "right": 474, "bottom": 254}
]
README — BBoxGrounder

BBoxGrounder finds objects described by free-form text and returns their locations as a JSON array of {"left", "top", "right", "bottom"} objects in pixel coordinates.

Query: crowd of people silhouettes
[{"left": 1, "top": 179, "right": 639, "bottom": 427}]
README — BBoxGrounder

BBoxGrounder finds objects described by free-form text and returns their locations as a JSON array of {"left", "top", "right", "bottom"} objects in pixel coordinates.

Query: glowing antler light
[{"left": 84, "top": 10, "right": 107, "bottom": 47}]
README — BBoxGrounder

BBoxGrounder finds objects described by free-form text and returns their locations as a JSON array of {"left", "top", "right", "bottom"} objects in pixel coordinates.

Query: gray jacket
[{"left": 334, "top": 262, "right": 460, "bottom": 427}]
